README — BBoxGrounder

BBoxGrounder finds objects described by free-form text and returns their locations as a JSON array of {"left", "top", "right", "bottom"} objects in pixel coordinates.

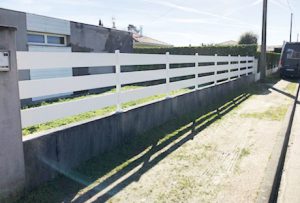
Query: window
[
  {"left": 27, "top": 32, "right": 66, "bottom": 46},
  {"left": 47, "top": 36, "right": 65, "bottom": 45},
  {"left": 27, "top": 34, "right": 45, "bottom": 44},
  {"left": 287, "top": 49, "right": 300, "bottom": 59}
]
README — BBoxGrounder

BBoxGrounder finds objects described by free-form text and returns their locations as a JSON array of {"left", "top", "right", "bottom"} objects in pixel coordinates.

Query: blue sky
[{"left": 0, "top": 0, "right": 299, "bottom": 46}]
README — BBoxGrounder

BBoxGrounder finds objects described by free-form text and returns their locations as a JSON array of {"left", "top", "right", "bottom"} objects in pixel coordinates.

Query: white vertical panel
[
  {"left": 169, "top": 67, "right": 195, "bottom": 78},
  {"left": 166, "top": 52, "right": 170, "bottom": 96},
  {"left": 115, "top": 50, "right": 121, "bottom": 112},
  {"left": 21, "top": 93, "right": 117, "bottom": 127},
  {"left": 28, "top": 46, "right": 72, "bottom": 81},
  {"left": 17, "top": 52, "right": 257, "bottom": 127},
  {"left": 28, "top": 45, "right": 73, "bottom": 101},
  {"left": 197, "top": 75, "right": 215, "bottom": 85},
  {"left": 28, "top": 45, "right": 71, "bottom": 52},
  {"left": 19, "top": 73, "right": 116, "bottom": 99},
  {"left": 169, "top": 78, "right": 196, "bottom": 91},
  {"left": 17, "top": 52, "right": 116, "bottom": 69},
  {"left": 118, "top": 53, "right": 166, "bottom": 65},
  {"left": 120, "top": 84, "right": 167, "bottom": 103},
  {"left": 120, "top": 69, "right": 166, "bottom": 85}
]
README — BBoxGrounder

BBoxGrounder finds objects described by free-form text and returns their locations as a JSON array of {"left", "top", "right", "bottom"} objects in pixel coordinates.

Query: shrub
[
  {"left": 134, "top": 46, "right": 281, "bottom": 71},
  {"left": 134, "top": 45, "right": 257, "bottom": 56},
  {"left": 256, "top": 52, "right": 281, "bottom": 70},
  {"left": 238, "top": 32, "right": 258, "bottom": 45}
]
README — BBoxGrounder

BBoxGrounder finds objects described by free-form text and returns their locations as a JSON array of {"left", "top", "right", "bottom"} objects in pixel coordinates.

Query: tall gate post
[{"left": 0, "top": 26, "right": 25, "bottom": 202}]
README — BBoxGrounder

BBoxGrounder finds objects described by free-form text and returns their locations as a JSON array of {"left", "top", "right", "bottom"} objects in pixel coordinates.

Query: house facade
[{"left": 0, "top": 8, "right": 133, "bottom": 102}]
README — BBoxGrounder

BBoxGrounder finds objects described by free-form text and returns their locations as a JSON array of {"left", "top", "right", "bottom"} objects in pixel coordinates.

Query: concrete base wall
[{"left": 23, "top": 75, "right": 255, "bottom": 191}]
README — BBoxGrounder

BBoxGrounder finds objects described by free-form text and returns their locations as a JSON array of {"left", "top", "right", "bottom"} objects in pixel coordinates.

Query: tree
[{"left": 238, "top": 32, "right": 258, "bottom": 45}]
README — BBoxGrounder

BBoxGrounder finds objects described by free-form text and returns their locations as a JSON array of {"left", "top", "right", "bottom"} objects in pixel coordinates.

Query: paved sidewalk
[{"left": 278, "top": 83, "right": 300, "bottom": 203}]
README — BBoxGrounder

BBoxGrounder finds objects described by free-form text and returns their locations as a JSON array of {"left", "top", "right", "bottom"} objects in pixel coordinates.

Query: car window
[{"left": 286, "top": 48, "right": 300, "bottom": 59}]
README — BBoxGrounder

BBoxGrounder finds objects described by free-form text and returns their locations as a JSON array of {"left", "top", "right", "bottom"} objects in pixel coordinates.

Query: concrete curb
[
  {"left": 256, "top": 83, "right": 300, "bottom": 203},
  {"left": 277, "top": 82, "right": 300, "bottom": 202}
]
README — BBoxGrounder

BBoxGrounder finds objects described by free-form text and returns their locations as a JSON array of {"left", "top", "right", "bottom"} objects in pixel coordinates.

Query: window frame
[
  {"left": 27, "top": 33, "right": 45, "bottom": 44},
  {"left": 27, "top": 32, "right": 67, "bottom": 46}
]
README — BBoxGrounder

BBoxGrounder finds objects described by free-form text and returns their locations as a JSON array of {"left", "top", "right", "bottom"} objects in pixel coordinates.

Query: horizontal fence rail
[{"left": 17, "top": 51, "right": 257, "bottom": 128}]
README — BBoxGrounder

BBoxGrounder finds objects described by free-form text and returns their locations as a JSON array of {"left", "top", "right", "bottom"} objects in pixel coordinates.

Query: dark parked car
[{"left": 279, "top": 42, "right": 300, "bottom": 78}]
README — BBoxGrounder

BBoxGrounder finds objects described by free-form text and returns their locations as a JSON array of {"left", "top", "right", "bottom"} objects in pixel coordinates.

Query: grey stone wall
[
  {"left": 23, "top": 75, "right": 255, "bottom": 192},
  {"left": 0, "top": 26, "right": 25, "bottom": 203},
  {"left": 70, "top": 22, "right": 133, "bottom": 53},
  {"left": 70, "top": 22, "right": 133, "bottom": 94},
  {"left": 0, "top": 8, "right": 27, "bottom": 51},
  {"left": 0, "top": 8, "right": 30, "bottom": 82}
]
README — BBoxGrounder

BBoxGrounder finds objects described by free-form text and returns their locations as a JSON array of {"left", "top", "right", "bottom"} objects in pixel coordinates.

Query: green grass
[
  {"left": 21, "top": 86, "right": 140, "bottom": 110},
  {"left": 239, "top": 148, "right": 251, "bottom": 160},
  {"left": 22, "top": 87, "right": 190, "bottom": 136},
  {"left": 22, "top": 106, "right": 117, "bottom": 136},
  {"left": 241, "top": 105, "right": 289, "bottom": 121},
  {"left": 283, "top": 82, "right": 298, "bottom": 95},
  {"left": 235, "top": 147, "right": 251, "bottom": 173}
]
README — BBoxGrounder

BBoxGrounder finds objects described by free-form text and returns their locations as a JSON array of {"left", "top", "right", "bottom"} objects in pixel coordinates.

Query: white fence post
[
  {"left": 115, "top": 50, "right": 121, "bottom": 112},
  {"left": 228, "top": 54, "right": 231, "bottom": 80},
  {"left": 254, "top": 59, "right": 260, "bottom": 81},
  {"left": 214, "top": 54, "right": 218, "bottom": 85},
  {"left": 166, "top": 52, "right": 170, "bottom": 97},
  {"left": 246, "top": 55, "right": 249, "bottom": 75},
  {"left": 238, "top": 55, "right": 241, "bottom": 78},
  {"left": 195, "top": 53, "right": 199, "bottom": 90},
  {"left": 254, "top": 59, "right": 258, "bottom": 73}
]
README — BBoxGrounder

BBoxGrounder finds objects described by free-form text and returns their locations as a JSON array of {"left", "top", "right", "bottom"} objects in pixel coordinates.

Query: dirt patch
[{"left": 101, "top": 80, "right": 295, "bottom": 203}]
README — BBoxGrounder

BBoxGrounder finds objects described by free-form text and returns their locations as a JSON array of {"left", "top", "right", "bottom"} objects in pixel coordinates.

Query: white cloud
[
  {"left": 143, "top": 0, "right": 264, "bottom": 29},
  {"left": 270, "top": 0, "right": 290, "bottom": 11},
  {"left": 0, "top": 0, "right": 297, "bottom": 46},
  {"left": 223, "top": 0, "right": 262, "bottom": 17},
  {"left": 143, "top": 0, "right": 237, "bottom": 21}
]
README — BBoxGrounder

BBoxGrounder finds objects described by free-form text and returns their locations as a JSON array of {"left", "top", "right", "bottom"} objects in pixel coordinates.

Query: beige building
[{"left": 133, "top": 33, "right": 172, "bottom": 48}]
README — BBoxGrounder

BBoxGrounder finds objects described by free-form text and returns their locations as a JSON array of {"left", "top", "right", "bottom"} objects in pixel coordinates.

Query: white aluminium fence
[{"left": 17, "top": 51, "right": 257, "bottom": 128}]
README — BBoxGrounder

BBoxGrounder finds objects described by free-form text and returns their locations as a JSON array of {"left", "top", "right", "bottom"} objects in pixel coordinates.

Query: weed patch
[{"left": 241, "top": 105, "right": 288, "bottom": 121}]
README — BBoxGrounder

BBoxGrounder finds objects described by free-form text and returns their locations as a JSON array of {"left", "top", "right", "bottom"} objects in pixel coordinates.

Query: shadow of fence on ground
[
  {"left": 80, "top": 93, "right": 251, "bottom": 203},
  {"left": 19, "top": 79, "right": 283, "bottom": 203}
]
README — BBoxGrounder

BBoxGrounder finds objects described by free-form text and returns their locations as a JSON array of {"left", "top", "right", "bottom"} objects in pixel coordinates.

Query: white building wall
[{"left": 26, "top": 13, "right": 70, "bottom": 35}]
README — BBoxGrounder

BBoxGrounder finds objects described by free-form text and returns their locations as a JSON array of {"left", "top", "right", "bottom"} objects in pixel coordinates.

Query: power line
[
  {"left": 285, "top": 0, "right": 293, "bottom": 12},
  {"left": 290, "top": 13, "right": 293, "bottom": 42},
  {"left": 285, "top": 0, "right": 295, "bottom": 42}
]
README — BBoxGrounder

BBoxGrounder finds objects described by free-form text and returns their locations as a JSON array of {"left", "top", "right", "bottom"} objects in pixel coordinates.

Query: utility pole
[
  {"left": 289, "top": 13, "right": 293, "bottom": 42},
  {"left": 260, "top": 0, "right": 268, "bottom": 80},
  {"left": 297, "top": 33, "right": 299, "bottom": 42}
]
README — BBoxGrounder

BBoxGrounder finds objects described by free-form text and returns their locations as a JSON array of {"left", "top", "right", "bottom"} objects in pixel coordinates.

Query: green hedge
[
  {"left": 256, "top": 52, "right": 281, "bottom": 70},
  {"left": 266, "top": 52, "right": 281, "bottom": 70},
  {"left": 134, "top": 45, "right": 258, "bottom": 56},
  {"left": 134, "top": 45, "right": 281, "bottom": 70}
]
